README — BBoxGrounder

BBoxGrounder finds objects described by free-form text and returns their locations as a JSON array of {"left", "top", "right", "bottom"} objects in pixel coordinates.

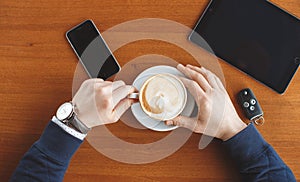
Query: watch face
[{"left": 56, "top": 102, "right": 73, "bottom": 121}]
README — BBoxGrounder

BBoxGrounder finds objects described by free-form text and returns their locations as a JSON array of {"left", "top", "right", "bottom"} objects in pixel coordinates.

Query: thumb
[{"left": 165, "top": 115, "right": 198, "bottom": 131}]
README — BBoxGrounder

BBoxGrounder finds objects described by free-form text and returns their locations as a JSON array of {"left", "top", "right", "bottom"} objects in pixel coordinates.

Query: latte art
[{"left": 140, "top": 74, "right": 186, "bottom": 120}]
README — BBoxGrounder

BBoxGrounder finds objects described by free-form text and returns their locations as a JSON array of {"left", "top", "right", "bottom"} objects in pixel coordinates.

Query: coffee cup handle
[{"left": 128, "top": 92, "right": 139, "bottom": 99}]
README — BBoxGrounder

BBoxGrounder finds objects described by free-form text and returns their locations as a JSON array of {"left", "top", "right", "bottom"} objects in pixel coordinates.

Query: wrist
[
  {"left": 56, "top": 102, "right": 91, "bottom": 134},
  {"left": 52, "top": 116, "right": 87, "bottom": 140},
  {"left": 221, "top": 118, "right": 247, "bottom": 141},
  {"left": 75, "top": 114, "right": 97, "bottom": 129}
]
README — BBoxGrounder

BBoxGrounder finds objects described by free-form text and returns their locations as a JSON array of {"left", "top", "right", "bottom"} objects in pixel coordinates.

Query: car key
[{"left": 237, "top": 88, "right": 264, "bottom": 125}]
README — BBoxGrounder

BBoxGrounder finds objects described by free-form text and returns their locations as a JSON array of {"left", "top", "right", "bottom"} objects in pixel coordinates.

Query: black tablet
[{"left": 189, "top": 0, "right": 300, "bottom": 94}]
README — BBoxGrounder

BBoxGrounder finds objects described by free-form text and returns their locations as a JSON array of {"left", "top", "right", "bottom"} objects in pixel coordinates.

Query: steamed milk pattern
[{"left": 141, "top": 74, "right": 186, "bottom": 120}]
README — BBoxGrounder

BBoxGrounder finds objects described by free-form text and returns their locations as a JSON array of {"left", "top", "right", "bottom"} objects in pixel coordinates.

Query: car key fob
[{"left": 237, "top": 88, "right": 264, "bottom": 125}]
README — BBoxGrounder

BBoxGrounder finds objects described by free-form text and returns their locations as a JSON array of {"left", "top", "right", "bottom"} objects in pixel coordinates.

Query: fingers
[
  {"left": 184, "top": 64, "right": 224, "bottom": 90},
  {"left": 112, "top": 85, "right": 135, "bottom": 108},
  {"left": 165, "top": 115, "right": 202, "bottom": 132},
  {"left": 177, "top": 64, "right": 212, "bottom": 91},
  {"left": 93, "top": 79, "right": 125, "bottom": 89},
  {"left": 186, "top": 64, "right": 203, "bottom": 73},
  {"left": 186, "top": 64, "right": 220, "bottom": 89},
  {"left": 214, "top": 76, "right": 226, "bottom": 91},
  {"left": 112, "top": 98, "right": 135, "bottom": 122},
  {"left": 177, "top": 64, "right": 192, "bottom": 79},
  {"left": 112, "top": 80, "right": 126, "bottom": 90},
  {"left": 179, "top": 76, "right": 205, "bottom": 100},
  {"left": 87, "top": 78, "right": 104, "bottom": 83},
  {"left": 94, "top": 80, "right": 113, "bottom": 89},
  {"left": 92, "top": 79, "right": 135, "bottom": 109}
]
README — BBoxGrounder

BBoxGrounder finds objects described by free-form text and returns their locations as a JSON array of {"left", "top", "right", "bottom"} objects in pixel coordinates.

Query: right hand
[
  {"left": 165, "top": 64, "right": 246, "bottom": 141},
  {"left": 72, "top": 79, "right": 136, "bottom": 129}
]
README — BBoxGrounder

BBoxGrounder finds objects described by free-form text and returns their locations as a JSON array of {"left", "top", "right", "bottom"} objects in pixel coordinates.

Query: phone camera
[{"left": 295, "top": 57, "right": 300, "bottom": 65}]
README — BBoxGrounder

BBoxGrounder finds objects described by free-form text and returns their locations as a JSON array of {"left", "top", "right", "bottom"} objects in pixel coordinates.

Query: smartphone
[{"left": 66, "top": 20, "right": 120, "bottom": 79}]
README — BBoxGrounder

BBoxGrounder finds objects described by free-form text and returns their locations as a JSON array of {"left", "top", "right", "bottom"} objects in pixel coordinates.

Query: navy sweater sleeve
[
  {"left": 10, "top": 121, "right": 83, "bottom": 182},
  {"left": 223, "top": 123, "right": 296, "bottom": 181},
  {"left": 10, "top": 121, "right": 296, "bottom": 182}
]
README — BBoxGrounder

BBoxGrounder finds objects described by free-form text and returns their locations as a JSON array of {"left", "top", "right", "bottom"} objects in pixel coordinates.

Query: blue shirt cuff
[
  {"left": 34, "top": 121, "right": 83, "bottom": 165},
  {"left": 222, "top": 123, "right": 269, "bottom": 168}
]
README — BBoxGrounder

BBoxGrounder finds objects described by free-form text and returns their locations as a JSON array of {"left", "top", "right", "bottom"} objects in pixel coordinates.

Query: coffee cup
[{"left": 129, "top": 73, "right": 187, "bottom": 121}]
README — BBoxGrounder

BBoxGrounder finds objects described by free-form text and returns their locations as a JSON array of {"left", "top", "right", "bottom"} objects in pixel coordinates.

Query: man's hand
[
  {"left": 72, "top": 79, "right": 136, "bottom": 128},
  {"left": 166, "top": 64, "right": 247, "bottom": 141}
]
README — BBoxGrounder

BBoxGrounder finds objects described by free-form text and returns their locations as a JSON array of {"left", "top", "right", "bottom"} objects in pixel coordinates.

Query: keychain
[{"left": 237, "top": 88, "right": 264, "bottom": 126}]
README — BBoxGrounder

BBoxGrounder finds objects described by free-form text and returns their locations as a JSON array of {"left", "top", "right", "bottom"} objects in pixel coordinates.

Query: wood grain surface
[{"left": 0, "top": 0, "right": 299, "bottom": 181}]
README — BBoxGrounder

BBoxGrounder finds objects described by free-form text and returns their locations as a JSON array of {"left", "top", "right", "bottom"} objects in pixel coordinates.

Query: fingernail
[
  {"left": 166, "top": 120, "right": 173, "bottom": 126},
  {"left": 177, "top": 64, "right": 184, "bottom": 68},
  {"left": 185, "top": 66, "right": 191, "bottom": 70}
]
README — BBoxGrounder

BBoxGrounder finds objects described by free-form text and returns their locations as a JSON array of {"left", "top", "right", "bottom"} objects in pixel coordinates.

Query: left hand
[
  {"left": 165, "top": 64, "right": 246, "bottom": 141},
  {"left": 72, "top": 79, "right": 136, "bottom": 128}
]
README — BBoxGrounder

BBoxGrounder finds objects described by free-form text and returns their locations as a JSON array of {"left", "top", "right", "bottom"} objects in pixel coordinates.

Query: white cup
[{"left": 129, "top": 73, "right": 187, "bottom": 121}]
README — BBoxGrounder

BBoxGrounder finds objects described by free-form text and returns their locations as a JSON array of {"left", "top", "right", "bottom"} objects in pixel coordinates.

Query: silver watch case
[{"left": 56, "top": 102, "right": 74, "bottom": 122}]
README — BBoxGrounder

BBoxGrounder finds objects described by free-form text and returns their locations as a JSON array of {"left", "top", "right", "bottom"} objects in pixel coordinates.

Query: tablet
[{"left": 189, "top": 0, "right": 300, "bottom": 94}]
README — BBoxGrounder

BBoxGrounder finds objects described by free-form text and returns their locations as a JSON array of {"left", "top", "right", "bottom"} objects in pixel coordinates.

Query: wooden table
[{"left": 1, "top": 0, "right": 299, "bottom": 181}]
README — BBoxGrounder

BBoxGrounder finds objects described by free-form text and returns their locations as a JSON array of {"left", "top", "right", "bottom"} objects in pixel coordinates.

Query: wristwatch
[{"left": 55, "top": 102, "right": 91, "bottom": 134}]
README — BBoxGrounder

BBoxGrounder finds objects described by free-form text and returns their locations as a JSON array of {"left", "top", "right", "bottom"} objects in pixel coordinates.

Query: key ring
[{"left": 253, "top": 116, "right": 265, "bottom": 126}]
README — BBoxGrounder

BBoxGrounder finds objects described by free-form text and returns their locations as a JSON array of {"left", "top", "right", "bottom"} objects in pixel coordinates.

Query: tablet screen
[{"left": 190, "top": 0, "right": 300, "bottom": 93}]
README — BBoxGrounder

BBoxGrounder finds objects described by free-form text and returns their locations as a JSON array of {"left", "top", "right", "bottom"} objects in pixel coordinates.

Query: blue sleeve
[
  {"left": 223, "top": 123, "right": 296, "bottom": 182},
  {"left": 10, "top": 121, "right": 83, "bottom": 182}
]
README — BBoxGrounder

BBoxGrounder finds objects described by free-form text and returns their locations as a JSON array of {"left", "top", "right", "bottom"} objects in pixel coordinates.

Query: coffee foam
[{"left": 140, "top": 74, "right": 186, "bottom": 120}]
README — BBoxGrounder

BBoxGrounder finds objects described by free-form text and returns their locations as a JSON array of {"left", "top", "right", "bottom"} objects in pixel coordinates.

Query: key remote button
[
  {"left": 238, "top": 88, "right": 263, "bottom": 123},
  {"left": 250, "top": 99, "right": 256, "bottom": 105},
  {"left": 243, "top": 102, "right": 250, "bottom": 108}
]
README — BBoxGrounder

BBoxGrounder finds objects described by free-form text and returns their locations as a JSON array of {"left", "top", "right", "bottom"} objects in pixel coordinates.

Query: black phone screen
[
  {"left": 190, "top": 0, "right": 300, "bottom": 93},
  {"left": 66, "top": 20, "right": 120, "bottom": 79}
]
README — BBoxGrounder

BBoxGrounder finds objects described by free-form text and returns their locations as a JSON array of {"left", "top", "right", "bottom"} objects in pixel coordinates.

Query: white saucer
[{"left": 131, "top": 65, "right": 196, "bottom": 132}]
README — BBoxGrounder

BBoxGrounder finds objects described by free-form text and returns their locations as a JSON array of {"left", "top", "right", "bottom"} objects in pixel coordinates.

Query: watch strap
[{"left": 69, "top": 115, "right": 91, "bottom": 134}]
